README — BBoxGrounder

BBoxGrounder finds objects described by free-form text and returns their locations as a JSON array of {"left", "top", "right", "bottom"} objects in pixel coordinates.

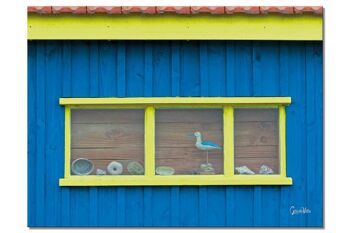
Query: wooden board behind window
[
  {"left": 155, "top": 109, "right": 224, "bottom": 175},
  {"left": 234, "top": 108, "right": 279, "bottom": 174},
  {"left": 71, "top": 109, "right": 144, "bottom": 175}
]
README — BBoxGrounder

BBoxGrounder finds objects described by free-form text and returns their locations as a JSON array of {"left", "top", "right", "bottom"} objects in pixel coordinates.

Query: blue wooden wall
[{"left": 28, "top": 41, "right": 323, "bottom": 227}]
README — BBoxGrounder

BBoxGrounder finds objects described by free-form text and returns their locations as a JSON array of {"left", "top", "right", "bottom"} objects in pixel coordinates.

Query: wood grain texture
[
  {"left": 71, "top": 123, "right": 144, "bottom": 148},
  {"left": 156, "top": 109, "right": 221, "bottom": 123},
  {"left": 235, "top": 145, "right": 278, "bottom": 158},
  {"left": 155, "top": 109, "right": 223, "bottom": 175},
  {"left": 235, "top": 108, "right": 278, "bottom": 122},
  {"left": 72, "top": 109, "right": 144, "bottom": 123},
  {"left": 72, "top": 148, "right": 143, "bottom": 161},
  {"left": 234, "top": 108, "right": 279, "bottom": 174},
  {"left": 71, "top": 109, "right": 145, "bottom": 173}
]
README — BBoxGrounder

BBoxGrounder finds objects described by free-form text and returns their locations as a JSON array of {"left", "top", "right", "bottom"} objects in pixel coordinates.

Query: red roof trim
[{"left": 28, "top": 6, "right": 323, "bottom": 15}]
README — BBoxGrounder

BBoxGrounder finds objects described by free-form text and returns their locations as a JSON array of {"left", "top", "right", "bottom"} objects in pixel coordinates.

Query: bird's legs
[{"left": 206, "top": 150, "right": 209, "bottom": 164}]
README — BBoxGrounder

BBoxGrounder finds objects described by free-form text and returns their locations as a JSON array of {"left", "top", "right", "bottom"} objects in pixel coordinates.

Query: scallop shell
[
  {"left": 107, "top": 161, "right": 123, "bottom": 175},
  {"left": 127, "top": 161, "right": 144, "bottom": 175},
  {"left": 71, "top": 158, "right": 94, "bottom": 175}
]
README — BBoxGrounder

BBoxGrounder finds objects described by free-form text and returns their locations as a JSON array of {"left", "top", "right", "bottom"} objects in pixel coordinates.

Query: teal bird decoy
[{"left": 192, "top": 131, "right": 222, "bottom": 164}]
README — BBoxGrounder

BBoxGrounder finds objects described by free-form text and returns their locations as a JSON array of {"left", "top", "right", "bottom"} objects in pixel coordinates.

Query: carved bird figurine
[{"left": 192, "top": 131, "right": 222, "bottom": 164}]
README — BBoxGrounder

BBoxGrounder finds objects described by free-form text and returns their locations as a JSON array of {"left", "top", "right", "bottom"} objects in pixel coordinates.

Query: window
[
  {"left": 234, "top": 108, "right": 279, "bottom": 175},
  {"left": 71, "top": 109, "right": 144, "bottom": 176},
  {"left": 155, "top": 109, "right": 223, "bottom": 175},
  {"left": 59, "top": 97, "right": 292, "bottom": 186}
]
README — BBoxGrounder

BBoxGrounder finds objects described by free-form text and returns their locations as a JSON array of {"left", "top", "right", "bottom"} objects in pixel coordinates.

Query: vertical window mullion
[
  {"left": 64, "top": 106, "right": 71, "bottom": 178},
  {"left": 224, "top": 106, "right": 234, "bottom": 176},
  {"left": 279, "top": 106, "right": 287, "bottom": 176},
  {"left": 145, "top": 106, "right": 155, "bottom": 177}
]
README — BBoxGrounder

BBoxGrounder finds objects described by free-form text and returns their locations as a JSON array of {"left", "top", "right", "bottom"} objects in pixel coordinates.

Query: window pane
[
  {"left": 234, "top": 108, "right": 279, "bottom": 175},
  {"left": 155, "top": 109, "right": 223, "bottom": 175},
  {"left": 71, "top": 109, "right": 144, "bottom": 176}
]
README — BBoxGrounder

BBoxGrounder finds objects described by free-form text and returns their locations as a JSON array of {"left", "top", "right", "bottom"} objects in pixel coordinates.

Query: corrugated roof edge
[{"left": 27, "top": 6, "right": 323, "bottom": 15}]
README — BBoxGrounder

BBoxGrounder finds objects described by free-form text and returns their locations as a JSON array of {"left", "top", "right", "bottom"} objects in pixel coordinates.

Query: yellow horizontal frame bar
[
  {"left": 28, "top": 14, "right": 322, "bottom": 40},
  {"left": 59, "top": 97, "right": 291, "bottom": 105},
  {"left": 59, "top": 175, "right": 292, "bottom": 186}
]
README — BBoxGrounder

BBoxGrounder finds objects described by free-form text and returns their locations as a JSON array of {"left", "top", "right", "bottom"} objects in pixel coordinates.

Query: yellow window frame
[{"left": 59, "top": 97, "right": 292, "bottom": 186}]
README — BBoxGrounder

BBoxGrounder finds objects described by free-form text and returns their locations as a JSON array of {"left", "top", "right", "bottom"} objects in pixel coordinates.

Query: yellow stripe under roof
[{"left": 28, "top": 14, "right": 322, "bottom": 40}]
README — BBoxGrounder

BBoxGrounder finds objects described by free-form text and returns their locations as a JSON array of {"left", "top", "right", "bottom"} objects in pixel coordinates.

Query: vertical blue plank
[
  {"left": 153, "top": 41, "right": 171, "bottom": 96},
  {"left": 198, "top": 41, "right": 208, "bottom": 227},
  {"left": 28, "top": 41, "right": 37, "bottom": 227},
  {"left": 279, "top": 41, "right": 291, "bottom": 227},
  {"left": 225, "top": 41, "right": 235, "bottom": 226},
  {"left": 180, "top": 41, "right": 200, "bottom": 96},
  {"left": 97, "top": 187, "right": 117, "bottom": 227},
  {"left": 253, "top": 187, "right": 262, "bottom": 226},
  {"left": 179, "top": 41, "right": 199, "bottom": 226},
  {"left": 199, "top": 41, "right": 209, "bottom": 97},
  {"left": 143, "top": 186, "right": 153, "bottom": 227},
  {"left": 117, "top": 41, "right": 126, "bottom": 97},
  {"left": 152, "top": 187, "right": 171, "bottom": 226},
  {"left": 252, "top": 41, "right": 281, "bottom": 226},
  {"left": 208, "top": 41, "right": 226, "bottom": 97},
  {"left": 170, "top": 41, "right": 180, "bottom": 227},
  {"left": 97, "top": 41, "right": 120, "bottom": 227},
  {"left": 89, "top": 42, "right": 99, "bottom": 97},
  {"left": 179, "top": 186, "right": 199, "bottom": 226},
  {"left": 231, "top": 41, "right": 254, "bottom": 227},
  {"left": 126, "top": 41, "right": 144, "bottom": 97},
  {"left": 61, "top": 41, "right": 71, "bottom": 226},
  {"left": 305, "top": 42, "right": 323, "bottom": 227},
  {"left": 143, "top": 42, "right": 153, "bottom": 226},
  {"left": 234, "top": 41, "right": 253, "bottom": 96},
  {"left": 149, "top": 41, "right": 171, "bottom": 226},
  {"left": 206, "top": 41, "right": 226, "bottom": 226},
  {"left": 286, "top": 42, "right": 307, "bottom": 227},
  {"left": 225, "top": 41, "right": 235, "bottom": 97},
  {"left": 70, "top": 41, "right": 90, "bottom": 226},
  {"left": 88, "top": 41, "right": 99, "bottom": 227},
  {"left": 45, "top": 41, "right": 63, "bottom": 226},
  {"left": 35, "top": 42, "right": 46, "bottom": 226},
  {"left": 125, "top": 42, "right": 144, "bottom": 227},
  {"left": 116, "top": 41, "right": 126, "bottom": 227},
  {"left": 125, "top": 187, "right": 143, "bottom": 226},
  {"left": 99, "top": 41, "right": 117, "bottom": 97},
  {"left": 314, "top": 42, "right": 323, "bottom": 227},
  {"left": 171, "top": 41, "right": 180, "bottom": 97}
]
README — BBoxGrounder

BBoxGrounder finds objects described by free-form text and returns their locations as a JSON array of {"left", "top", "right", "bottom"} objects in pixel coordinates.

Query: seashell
[
  {"left": 156, "top": 166, "right": 175, "bottom": 175},
  {"left": 71, "top": 158, "right": 94, "bottom": 175},
  {"left": 235, "top": 165, "right": 255, "bottom": 175},
  {"left": 96, "top": 168, "right": 106, "bottom": 175},
  {"left": 259, "top": 165, "right": 274, "bottom": 174},
  {"left": 107, "top": 161, "right": 123, "bottom": 175},
  {"left": 127, "top": 161, "right": 144, "bottom": 175}
]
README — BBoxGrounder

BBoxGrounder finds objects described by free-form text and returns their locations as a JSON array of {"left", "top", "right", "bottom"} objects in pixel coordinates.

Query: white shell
[
  {"left": 96, "top": 168, "right": 106, "bottom": 175},
  {"left": 235, "top": 165, "right": 255, "bottom": 175},
  {"left": 259, "top": 165, "right": 274, "bottom": 174},
  {"left": 107, "top": 161, "right": 123, "bottom": 175}
]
